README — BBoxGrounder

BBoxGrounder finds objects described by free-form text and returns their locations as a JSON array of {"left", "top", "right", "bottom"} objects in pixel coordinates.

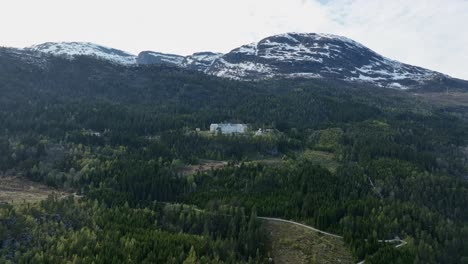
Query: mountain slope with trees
[{"left": 0, "top": 47, "right": 468, "bottom": 263}]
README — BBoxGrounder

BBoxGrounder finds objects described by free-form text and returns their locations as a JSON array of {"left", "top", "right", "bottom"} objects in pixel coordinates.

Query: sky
[{"left": 1, "top": 0, "right": 467, "bottom": 79}]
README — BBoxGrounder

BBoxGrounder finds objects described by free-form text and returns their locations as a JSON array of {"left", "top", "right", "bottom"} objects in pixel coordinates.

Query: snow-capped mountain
[
  {"left": 27, "top": 42, "right": 137, "bottom": 65},
  {"left": 207, "top": 33, "right": 443, "bottom": 89},
  {"left": 16, "top": 33, "right": 463, "bottom": 90}
]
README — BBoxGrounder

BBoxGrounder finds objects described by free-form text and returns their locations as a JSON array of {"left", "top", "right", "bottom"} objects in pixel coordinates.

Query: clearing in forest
[
  {"left": 0, "top": 176, "right": 66, "bottom": 205},
  {"left": 265, "top": 219, "right": 354, "bottom": 264},
  {"left": 178, "top": 160, "right": 229, "bottom": 176},
  {"left": 301, "top": 150, "right": 340, "bottom": 173}
]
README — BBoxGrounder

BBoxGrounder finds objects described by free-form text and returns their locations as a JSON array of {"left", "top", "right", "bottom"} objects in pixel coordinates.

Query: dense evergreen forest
[{"left": 1, "top": 54, "right": 468, "bottom": 263}]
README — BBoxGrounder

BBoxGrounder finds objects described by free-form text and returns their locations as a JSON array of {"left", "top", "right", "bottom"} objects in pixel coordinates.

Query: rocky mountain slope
[
  {"left": 137, "top": 51, "right": 222, "bottom": 72},
  {"left": 207, "top": 33, "right": 443, "bottom": 89},
  {"left": 137, "top": 51, "right": 185, "bottom": 67},
  {"left": 10, "top": 33, "right": 467, "bottom": 90},
  {"left": 182, "top": 52, "right": 223, "bottom": 72}
]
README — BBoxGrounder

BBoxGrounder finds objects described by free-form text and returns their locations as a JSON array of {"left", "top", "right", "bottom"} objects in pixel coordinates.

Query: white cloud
[{"left": 0, "top": 0, "right": 467, "bottom": 79}]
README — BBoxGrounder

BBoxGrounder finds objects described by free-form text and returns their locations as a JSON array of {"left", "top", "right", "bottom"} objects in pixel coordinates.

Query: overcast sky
[{"left": 1, "top": 0, "right": 467, "bottom": 79}]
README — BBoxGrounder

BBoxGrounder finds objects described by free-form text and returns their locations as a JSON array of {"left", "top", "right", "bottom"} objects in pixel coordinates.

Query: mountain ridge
[
  {"left": 207, "top": 33, "right": 444, "bottom": 89},
  {"left": 11, "top": 33, "right": 466, "bottom": 90},
  {"left": 26, "top": 42, "right": 137, "bottom": 65}
]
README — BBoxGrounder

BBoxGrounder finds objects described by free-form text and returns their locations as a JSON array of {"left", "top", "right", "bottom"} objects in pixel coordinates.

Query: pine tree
[{"left": 183, "top": 246, "right": 198, "bottom": 264}]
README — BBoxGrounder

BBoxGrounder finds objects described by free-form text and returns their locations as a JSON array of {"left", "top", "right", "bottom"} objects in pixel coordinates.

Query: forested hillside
[{"left": 1, "top": 53, "right": 468, "bottom": 263}]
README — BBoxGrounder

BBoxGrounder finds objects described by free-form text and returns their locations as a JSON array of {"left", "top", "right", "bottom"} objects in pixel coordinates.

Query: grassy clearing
[
  {"left": 0, "top": 176, "right": 66, "bottom": 205},
  {"left": 245, "top": 157, "right": 285, "bottom": 167},
  {"left": 265, "top": 219, "right": 354, "bottom": 264},
  {"left": 301, "top": 150, "right": 340, "bottom": 173},
  {"left": 177, "top": 160, "right": 229, "bottom": 176},
  {"left": 195, "top": 130, "right": 215, "bottom": 137}
]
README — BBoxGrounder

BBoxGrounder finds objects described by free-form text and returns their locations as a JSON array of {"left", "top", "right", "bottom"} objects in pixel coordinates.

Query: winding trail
[
  {"left": 71, "top": 198, "right": 407, "bottom": 263},
  {"left": 258, "top": 217, "right": 407, "bottom": 264},
  {"left": 258, "top": 217, "right": 343, "bottom": 239}
]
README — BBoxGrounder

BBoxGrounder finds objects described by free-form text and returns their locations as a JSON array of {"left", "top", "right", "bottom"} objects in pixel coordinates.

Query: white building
[
  {"left": 255, "top": 128, "right": 263, "bottom": 136},
  {"left": 254, "top": 128, "right": 274, "bottom": 136},
  {"left": 210, "top": 123, "right": 248, "bottom": 134}
]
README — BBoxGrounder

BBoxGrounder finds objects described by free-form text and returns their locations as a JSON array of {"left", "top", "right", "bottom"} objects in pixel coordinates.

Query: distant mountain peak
[{"left": 207, "top": 32, "right": 442, "bottom": 89}]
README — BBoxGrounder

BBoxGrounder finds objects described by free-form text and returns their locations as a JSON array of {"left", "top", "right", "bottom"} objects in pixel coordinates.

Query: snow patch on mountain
[
  {"left": 27, "top": 42, "right": 137, "bottom": 65},
  {"left": 136, "top": 51, "right": 222, "bottom": 72},
  {"left": 183, "top": 52, "right": 223, "bottom": 72},
  {"left": 207, "top": 32, "right": 442, "bottom": 89},
  {"left": 285, "top": 72, "right": 322, "bottom": 79},
  {"left": 0, "top": 48, "right": 49, "bottom": 68},
  {"left": 21, "top": 33, "right": 451, "bottom": 90},
  {"left": 211, "top": 58, "right": 275, "bottom": 80}
]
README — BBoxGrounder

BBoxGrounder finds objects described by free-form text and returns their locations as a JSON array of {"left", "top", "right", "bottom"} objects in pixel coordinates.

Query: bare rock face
[
  {"left": 136, "top": 51, "right": 222, "bottom": 72},
  {"left": 182, "top": 52, "right": 223, "bottom": 72},
  {"left": 137, "top": 51, "right": 185, "bottom": 67}
]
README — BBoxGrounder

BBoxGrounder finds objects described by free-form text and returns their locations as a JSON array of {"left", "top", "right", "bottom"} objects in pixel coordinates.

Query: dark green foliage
[
  {"left": 0, "top": 197, "right": 266, "bottom": 263},
  {"left": 1, "top": 55, "right": 468, "bottom": 263}
]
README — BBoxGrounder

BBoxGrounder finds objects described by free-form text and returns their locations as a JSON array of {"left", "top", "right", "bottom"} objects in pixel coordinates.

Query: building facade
[{"left": 210, "top": 123, "right": 248, "bottom": 134}]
